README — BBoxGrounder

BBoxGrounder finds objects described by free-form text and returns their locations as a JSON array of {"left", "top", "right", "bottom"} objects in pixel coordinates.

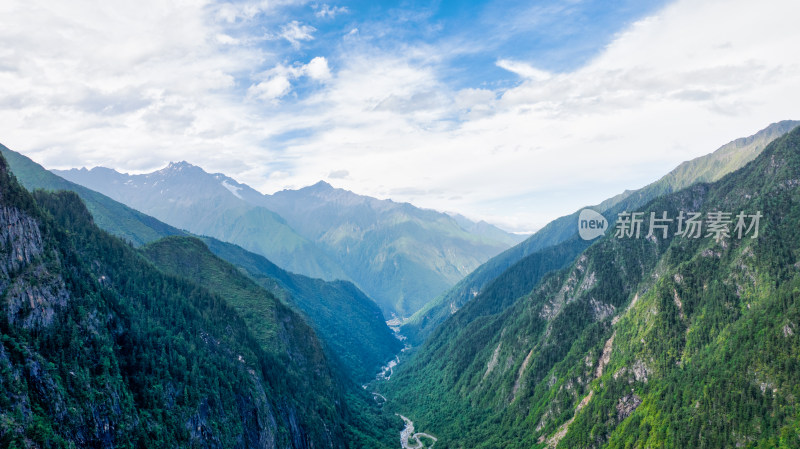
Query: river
[
  {"left": 398, "top": 414, "right": 438, "bottom": 449},
  {"left": 370, "top": 319, "right": 438, "bottom": 449}
]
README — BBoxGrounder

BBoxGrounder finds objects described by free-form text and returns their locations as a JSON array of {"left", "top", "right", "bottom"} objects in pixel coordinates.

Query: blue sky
[
  {"left": 1, "top": 0, "right": 799, "bottom": 231},
  {"left": 220, "top": 0, "right": 670, "bottom": 98}
]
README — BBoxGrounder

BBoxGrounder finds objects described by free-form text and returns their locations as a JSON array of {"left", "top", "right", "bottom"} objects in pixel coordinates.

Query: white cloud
[
  {"left": 247, "top": 57, "right": 332, "bottom": 101},
  {"left": 305, "top": 57, "right": 332, "bottom": 80},
  {"left": 328, "top": 169, "right": 349, "bottom": 178},
  {"left": 248, "top": 76, "right": 292, "bottom": 101},
  {"left": 247, "top": 0, "right": 800, "bottom": 231},
  {"left": 215, "top": 33, "right": 240, "bottom": 45},
  {"left": 496, "top": 59, "right": 551, "bottom": 81},
  {"left": 213, "top": 0, "right": 294, "bottom": 24},
  {"left": 314, "top": 4, "right": 349, "bottom": 19},
  {"left": 1, "top": 0, "right": 799, "bottom": 232},
  {"left": 279, "top": 20, "right": 316, "bottom": 47}
]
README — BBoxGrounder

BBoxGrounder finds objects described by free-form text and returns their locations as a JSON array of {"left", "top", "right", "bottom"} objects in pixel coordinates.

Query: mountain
[
  {"left": 54, "top": 166, "right": 519, "bottom": 318},
  {"left": 0, "top": 144, "right": 186, "bottom": 246},
  {"left": 144, "top": 235, "right": 403, "bottom": 383},
  {"left": 384, "top": 126, "right": 800, "bottom": 448},
  {"left": 0, "top": 152, "right": 399, "bottom": 448},
  {"left": 2, "top": 144, "right": 401, "bottom": 386},
  {"left": 403, "top": 119, "right": 800, "bottom": 344},
  {"left": 252, "top": 181, "right": 518, "bottom": 317},
  {"left": 53, "top": 162, "right": 347, "bottom": 281},
  {"left": 448, "top": 212, "right": 528, "bottom": 247}
]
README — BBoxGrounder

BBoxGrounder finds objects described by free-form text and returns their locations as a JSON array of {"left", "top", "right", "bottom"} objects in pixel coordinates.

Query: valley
[
  {"left": 3, "top": 1, "right": 799, "bottom": 447},
  {"left": 2, "top": 121, "right": 800, "bottom": 448},
  {"left": 366, "top": 332, "right": 436, "bottom": 449},
  {"left": 383, "top": 124, "right": 800, "bottom": 447}
]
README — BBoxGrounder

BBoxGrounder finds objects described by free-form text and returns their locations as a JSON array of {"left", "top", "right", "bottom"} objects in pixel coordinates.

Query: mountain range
[
  {"left": 0, "top": 153, "right": 401, "bottom": 447},
  {"left": 0, "top": 143, "right": 401, "bottom": 386},
  {"left": 3, "top": 120, "right": 800, "bottom": 448},
  {"left": 53, "top": 164, "right": 521, "bottom": 318}
]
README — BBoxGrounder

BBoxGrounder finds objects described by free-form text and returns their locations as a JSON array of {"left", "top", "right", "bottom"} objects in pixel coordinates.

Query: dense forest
[
  {"left": 403, "top": 120, "right": 800, "bottom": 345},
  {"left": 0, "top": 153, "right": 398, "bottom": 448},
  {"left": 385, "top": 126, "right": 800, "bottom": 448}
]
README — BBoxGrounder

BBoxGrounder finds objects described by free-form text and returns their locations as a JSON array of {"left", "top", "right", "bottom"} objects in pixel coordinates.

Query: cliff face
[
  {"left": 0, "top": 204, "right": 69, "bottom": 330},
  {"left": 0, "top": 154, "right": 341, "bottom": 448}
]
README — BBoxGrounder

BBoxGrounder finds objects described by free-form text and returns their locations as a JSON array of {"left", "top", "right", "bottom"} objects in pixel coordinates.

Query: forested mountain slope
[
  {"left": 54, "top": 165, "right": 517, "bottom": 318},
  {"left": 255, "top": 181, "right": 519, "bottom": 317},
  {"left": 144, "top": 235, "right": 403, "bottom": 383},
  {"left": 54, "top": 162, "right": 347, "bottom": 282},
  {"left": 0, "top": 152, "right": 400, "bottom": 447},
  {"left": 1, "top": 144, "right": 401, "bottom": 388},
  {"left": 386, "top": 125, "right": 800, "bottom": 448},
  {"left": 404, "top": 120, "right": 800, "bottom": 343},
  {"left": 0, "top": 144, "right": 186, "bottom": 246}
]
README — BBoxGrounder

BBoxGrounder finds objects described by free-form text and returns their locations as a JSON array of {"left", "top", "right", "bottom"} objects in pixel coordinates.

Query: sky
[{"left": 1, "top": 0, "right": 799, "bottom": 233}]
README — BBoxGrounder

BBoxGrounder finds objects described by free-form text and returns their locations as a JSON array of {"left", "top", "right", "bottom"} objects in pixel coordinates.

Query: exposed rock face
[
  {"left": 0, "top": 205, "right": 70, "bottom": 329},
  {"left": 596, "top": 333, "right": 616, "bottom": 378},
  {"left": 613, "top": 359, "right": 650, "bottom": 384},
  {"left": 616, "top": 393, "right": 642, "bottom": 420},
  {"left": 511, "top": 349, "right": 535, "bottom": 401},
  {"left": 631, "top": 360, "right": 650, "bottom": 383},
  {"left": 541, "top": 256, "right": 588, "bottom": 320},
  {"left": 483, "top": 342, "right": 502, "bottom": 379},
  {"left": 0, "top": 205, "right": 44, "bottom": 272},
  {"left": 590, "top": 298, "right": 616, "bottom": 321}
]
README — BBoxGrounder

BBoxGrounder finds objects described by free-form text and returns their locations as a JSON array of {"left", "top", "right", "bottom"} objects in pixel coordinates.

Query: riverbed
[{"left": 370, "top": 321, "right": 437, "bottom": 448}]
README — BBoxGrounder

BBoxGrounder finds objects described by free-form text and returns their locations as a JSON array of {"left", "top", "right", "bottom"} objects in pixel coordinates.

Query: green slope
[
  {"left": 385, "top": 126, "right": 800, "bottom": 448},
  {"left": 0, "top": 153, "right": 351, "bottom": 447},
  {"left": 144, "top": 235, "right": 403, "bottom": 384},
  {"left": 404, "top": 120, "right": 800, "bottom": 344},
  {"left": 0, "top": 143, "right": 186, "bottom": 246}
]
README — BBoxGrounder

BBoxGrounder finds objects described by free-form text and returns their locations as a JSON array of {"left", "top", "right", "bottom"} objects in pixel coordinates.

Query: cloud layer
[{"left": 1, "top": 0, "right": 798, "bottom": 232}]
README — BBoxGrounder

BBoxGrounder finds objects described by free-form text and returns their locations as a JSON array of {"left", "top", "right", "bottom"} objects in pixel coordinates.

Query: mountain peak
[
  {"left": 166, "top": 160, "right": 194, "bottom": 170},
  {"left": 308, "top": 180, "right": 333, "bottom": 190},
  {"left": 84, "top": 166, "right": 121, "bottom": 175},
  {"left": 154, "top": 161, "right": 208, "bottom": 178}
]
